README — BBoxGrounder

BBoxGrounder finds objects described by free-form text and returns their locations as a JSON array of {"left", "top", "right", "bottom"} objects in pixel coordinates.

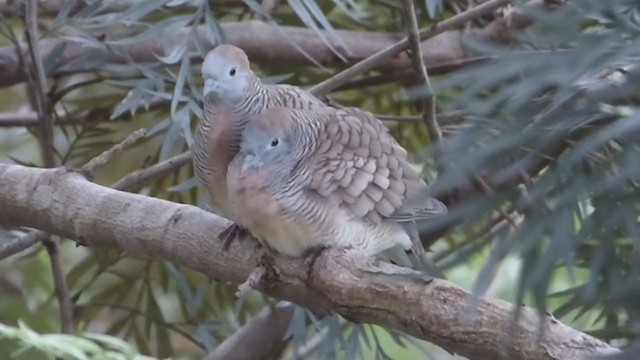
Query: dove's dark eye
[
  {"left": 229, "top": 67, "right": 236, "bottom": 76},
  {"left": 270, "top": 138, "right": 280, "bottom": 147}
]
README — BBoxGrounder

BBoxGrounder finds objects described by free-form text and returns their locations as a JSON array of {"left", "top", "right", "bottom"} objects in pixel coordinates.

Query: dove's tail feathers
[
  {"left": 389, "top": 196, "right": 448, "bottom": 222},
  {"left": 405, "top": 249, "right": 446, "bottom": 279},
  {"left": 379, "top": 246, "right": 414, "bottom": 269},
  {"left": 378, "top": 246, "right": 446, "bottom": 278}
]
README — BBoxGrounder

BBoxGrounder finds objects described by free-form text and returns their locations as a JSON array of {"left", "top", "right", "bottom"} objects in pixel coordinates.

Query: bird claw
[
  {"left": 303, "top": 245, "right": 327, "bottom": 281},
  {"left": 255, "top": 250, "right": 281, "bottom": 286},
  {"left": 217, "top": 223, "right": 247, "bottom": 251},
  {"left": 253, "top": 241, "right": 264, "bottom": 252}
]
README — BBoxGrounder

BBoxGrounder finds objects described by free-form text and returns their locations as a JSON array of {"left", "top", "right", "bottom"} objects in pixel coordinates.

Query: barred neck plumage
[
  {"left": 192, "top": 104, "right": 213, "bottom": 189},
  {"left": 275, "top": 163, "right": 310, "bottom": 204},
  {"left": 231, "top": 75, "right": 267, "bottom": 121},
  {"left": 271, "top": 114, "right": 319, "bottom": 195},
  {"left": 295, "top": 112, "right": 323, "bottom": 148}
]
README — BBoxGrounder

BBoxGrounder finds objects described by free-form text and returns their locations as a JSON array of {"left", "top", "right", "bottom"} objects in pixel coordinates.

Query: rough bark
[{"left": 0, "top": 164, "right": 619, "bottom": 359}]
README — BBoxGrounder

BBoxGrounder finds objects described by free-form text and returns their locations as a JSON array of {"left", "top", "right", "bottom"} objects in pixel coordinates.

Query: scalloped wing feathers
[
  {"left": 307, "top": 108, "right": 447, "bottom": 224},
  {"left": 265, "top": 84, "right": 326, "bottom": 109}
]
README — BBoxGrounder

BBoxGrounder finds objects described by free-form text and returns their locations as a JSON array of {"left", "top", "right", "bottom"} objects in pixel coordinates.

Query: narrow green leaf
[
  {"left": 158, "top": 119, "right": 183, "bottom": 161},
  {"left": 162, "top": 262, "right": 193, "bottom": 303},
  {"left": 43, "top": 42, "right": 67, "bottom": 76},
  {"left": 108, "top": 15, "right": 192, "bottom": 46},
  {"left": 424, "top": 0, "right": 443, "bottom": 19},
  {"left": 50, "top": 0, "right": 78, "bottom": 32},
  {"left": 171, "top": 54, "right": 191, "bottom": 116},
  {"left": 74, "top": 0, "right": 107, "bottom": 19},
  {"left": 66, "top": 255, "right": 98, "bottom": 290},
  {"left": 288, "top": 0, "right": 347, "bottom": 62},
  {"left": 241, "top": 0, "right": 327, "bottom": 69},
  {"left": 204, "top": 1, "right": 226, "bottom": 45},
  {"left": 155, "top": 41, "right": 187, "bottom": 65}
]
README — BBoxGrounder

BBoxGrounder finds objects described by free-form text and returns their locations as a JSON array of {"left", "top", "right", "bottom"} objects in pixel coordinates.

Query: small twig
[
  {"left": 50, "top": 77, "right": 104, "bottom": 104},
  {"left": 25, "top": 0, "right": 55, "bottom": 168},
  {"left": 82, "top": 302, "right": 204, "bottom": 349},
  {"left": 334, "top": 56, "right": 490, "bottom": 92},
  {"left": 0, "top": 112, "right": 47, "bottom": 127},
  {"left": 401, "top": 0, "right": 443, "bottom": 148},
  {"left": 433, "top": 214, "right": 506, "bottom": 262},
  {"left": 235, "top": 266, "right": 266, "bottom": 299},
  {"left": 377, "top": 109, "right": 471, "bottom": 123},
  {"left": 41, "top": 236, "right": 74, "bottom": 334},
  {"left": 0, "top": 98, "right": 170, "bottom": 128},
  {"left": 473, "top": 174, "right": 519, "bottom": 229},
  {"left": 81, "top": 129, "right": 147, "bottom": 176},
  {"left": 0, "top": 230, "right": 47, "bottom": 260},
  {"left": 308, "top": 0, "right": 510, "bottom": 97},
  {"left": 24, "top": 0, "right": 73, "bottom": 335},
  {"left": 0, "top": 110, "right": 468, "bottom": 127},
  {"left": 111, "top": 151, "right": 192, "bottom": 191},
  {"left": 321, "top": 95, "right": 345, "bottom": 108}
]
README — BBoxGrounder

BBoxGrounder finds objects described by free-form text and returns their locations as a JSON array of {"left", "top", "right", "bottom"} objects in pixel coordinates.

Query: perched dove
[
  {"left": 194, "top": 44, "right": 327, "bottom": 247},
  {"left": 226, "top": 106, "right": 448, "bottom": 271}
]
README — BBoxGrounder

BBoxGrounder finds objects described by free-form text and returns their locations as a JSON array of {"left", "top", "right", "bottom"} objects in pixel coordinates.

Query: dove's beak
[
  {"left": 203, "top": 78, "right": 217, "bottom": 97},
  {"left": 242, "top": 151, "right": 262, "bottom": 172}
]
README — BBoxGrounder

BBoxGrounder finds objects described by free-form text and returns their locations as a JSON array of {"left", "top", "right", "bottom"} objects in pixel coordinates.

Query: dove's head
[
  {"left": 202, "top": 44, "right": 253, "bottom": 103},
  {"left": 239, "top": 107, "right": 302, "bottom": 174}
]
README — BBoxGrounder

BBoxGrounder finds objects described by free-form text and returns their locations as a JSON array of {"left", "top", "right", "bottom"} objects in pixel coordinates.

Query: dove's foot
[
  {"left": 217, "top": 223, "right": 247, "bottom": 251},
  {"left": 303, "top": 245, "right": 328, "bottom": 281}
]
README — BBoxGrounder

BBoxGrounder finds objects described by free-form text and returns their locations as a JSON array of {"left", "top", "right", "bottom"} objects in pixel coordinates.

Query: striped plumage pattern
[
  {"left": 226, "top": 107, "right": 447, "bottom": 261},
  {"left": 197, "top": 45, "right": 446, "bottom": 274},
  {"left": 194, "top": 45, "right": 325, "bottom": 222}
]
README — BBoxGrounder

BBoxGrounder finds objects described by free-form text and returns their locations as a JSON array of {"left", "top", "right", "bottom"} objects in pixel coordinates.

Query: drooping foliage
[{"left": 0, "top": 0, "right": 639, "bottom": 359}]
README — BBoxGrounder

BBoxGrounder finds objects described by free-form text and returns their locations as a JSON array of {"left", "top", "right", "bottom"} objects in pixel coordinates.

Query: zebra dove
[
  {"left": 194, "top": 44, "right": 327, "bottom": 248},
  {"left": 226, "top": 106, "right": 447, "bottom": 272}
]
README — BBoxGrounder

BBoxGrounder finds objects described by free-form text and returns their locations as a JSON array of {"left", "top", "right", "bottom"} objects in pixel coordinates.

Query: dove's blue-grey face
[
  {"left": 201, "top": 48, "right": 250, "bottom": 103},
  {"left": 239, "top": 121, "right": 293, "bottom": 173}
]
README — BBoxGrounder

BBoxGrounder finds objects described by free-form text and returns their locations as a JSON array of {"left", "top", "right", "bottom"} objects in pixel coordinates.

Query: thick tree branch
[
  {"left": 0, "top": 164, "right": 619, "bottom": 359},
  {"left": 0, "top": 0, "right": 559, "bottom": 90},
  {"left": 0, "top": 0, "right": 135, "bottom": 18},
  {"left": 309, "top": 0, "right": 510, "bottom": 96},
  {"left": 0, "top": 21, "right": 463, "bottom": 88},
  {"left": 0, "top": 0, "right": 248, "bottom": 19}
]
